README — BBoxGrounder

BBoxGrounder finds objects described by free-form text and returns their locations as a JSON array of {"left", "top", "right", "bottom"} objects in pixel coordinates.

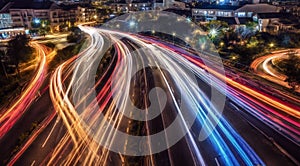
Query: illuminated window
[{"left": 237, "top": 12, "right": 246, "bottom": 17}]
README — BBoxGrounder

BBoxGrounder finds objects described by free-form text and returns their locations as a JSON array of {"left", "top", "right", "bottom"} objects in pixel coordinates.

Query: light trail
[
  {"left": 155, "top": 43, "right": 300, "bottom": 145},
  {"left": 0, "top": 42, "right": 47, "bottom": 139},
  {"left": 3, "top": 26, "right": 299, "bottom": 165},
  {"left": 47, "top": 27, "right": 264, "bottom": 166},
  {"left": 250, "top": 49, "right": 300, "bottom": 92}
]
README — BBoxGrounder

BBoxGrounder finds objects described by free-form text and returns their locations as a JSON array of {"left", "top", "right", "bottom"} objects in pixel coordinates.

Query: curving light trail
[
  {"left": 0, "top": 42, "right": 47, "bottom": 139},
  {"left": 47, "top": 26, "right": 264, "bottom": 166},
  {"left": 250, "top": 49, "right": 300, "bottom": 91},
  {"left": 163, "top": 45, "right": 300, "bottom": 145}
]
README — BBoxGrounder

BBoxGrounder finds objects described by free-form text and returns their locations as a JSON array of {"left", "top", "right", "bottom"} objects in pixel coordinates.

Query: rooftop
[
  {"left": 235, "top": 3, "right": 281, "bottom": 13},
  {"left": 217, "top": 17, "right": 237, "bottom": 25},
  {"left": 163, "top": 8, "right": 192, "bottom": 17},
  {"left": 10, "top": 0, "right": 53, "bottom": 9},
  {"left": 51, "top": 3, "right": 79, "bottom": 10},
  {"left": 257, "top": 12, "right": 293, "bottom": 19}
]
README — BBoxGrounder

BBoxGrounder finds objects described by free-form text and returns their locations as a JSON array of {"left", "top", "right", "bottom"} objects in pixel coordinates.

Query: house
[{"left": 254, "top": 12, "right": 295, "bottom": 33}]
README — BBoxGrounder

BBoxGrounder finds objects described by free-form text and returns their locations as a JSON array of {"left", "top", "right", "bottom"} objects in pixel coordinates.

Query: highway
[{"left": 0, "top": 26, "right": 299, "bottom": 165}]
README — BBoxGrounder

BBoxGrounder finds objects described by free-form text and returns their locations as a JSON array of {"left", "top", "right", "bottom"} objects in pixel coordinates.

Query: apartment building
[
  {"left": 9, "top": 1, "right": 52, "bottom": 29},
  {"left": 3, "top": 0, "right": 98, "bottom": 32},
  {"left": 77, "top": 5, "right": 97, "bottom": 23},
  {"left": 49, "top": 4, "right": 77, "bottom": 31}
]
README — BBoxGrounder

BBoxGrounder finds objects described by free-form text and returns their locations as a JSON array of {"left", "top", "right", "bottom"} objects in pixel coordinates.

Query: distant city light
[
  {"left": 218, "top": 0, "right": 225, "bottom": 4},
  {"left": 209, "top": 28, "right": 218, "bottom": 38},
  {"left": 1, "top": 33, "right": 8, "bottom": 38},
  {"left": 220, "top": 42, "right": 224, "bottom": 47},
  {"left": 129, "top": 20, "right": 136, "bottom": 27},
  {"left": 34, "top": 18, "right": 41, "bottom": 24},
  {"left": 186, "top": 17, "right": 191, "bottom": 23},
  {"left": 232, "top": 56, "right": 237, "bottom": 60}
]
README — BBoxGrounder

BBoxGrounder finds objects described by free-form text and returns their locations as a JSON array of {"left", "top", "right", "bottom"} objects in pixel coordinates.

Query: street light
[
  {"left": 172, "top": 32, "right": 176, "bottom": 45},
  {"left": 186, "top": 17, "right": 191, "bottom": 23},
  {"left": 129, "top": 20, "right": 136, "bottom": 27},
  {"left": 220, "top": 42, "right": 224, "bottom": 47},
  {"left": 209, "top": 28, "right": 218, "bottom": 38},
  {"left": 34, "top": 18, "right": 41, "bottom": 24}
]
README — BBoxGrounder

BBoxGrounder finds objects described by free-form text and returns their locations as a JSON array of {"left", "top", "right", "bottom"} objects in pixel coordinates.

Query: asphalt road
[{"left": 1, "top": 27, "right": 299, "bottom": 166}]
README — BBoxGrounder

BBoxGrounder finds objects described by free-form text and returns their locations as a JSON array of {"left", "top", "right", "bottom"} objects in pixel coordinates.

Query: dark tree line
[
  {"left": 276, "top": 50, "right": 300, "bottom": 90},
  {"left": 0, "top": 34, "right": 32, "bottom": 78}
]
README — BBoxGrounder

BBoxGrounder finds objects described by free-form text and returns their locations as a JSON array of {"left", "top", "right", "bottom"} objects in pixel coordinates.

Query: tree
[
  {"left": 7, "top": 34, "right": 31, "bottom": 77},
  {"left": 67, "top": 27, "right": 82, "bottom": 43},
  {"left": 206, "top": 20, "right": 229, "bottom": 44},
  {"left": 31, "top": 19, "right": 50, "bottom": 36},
  {"left": 0, "top": 50, "right": 8, "bottom": 79},
  {"left": 276, "top": 50, "right": 300, "bottom": 90}
]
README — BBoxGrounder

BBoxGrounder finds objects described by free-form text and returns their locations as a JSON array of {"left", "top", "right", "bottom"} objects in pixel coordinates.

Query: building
[
  {"left": 110, "top": 0, "right": 154, "bottom": 13},
  {"left": 192, "top": 3, "right": 282, "bottom": 25},
  {"left": 51, "top": 0, "right": 91, "bottom": 5},
  {"left": 5, "top": 0, "right": 98, "bottom": 31},
  {"left": 0, "top": 2, "right": 13, "bottom": 30},
  {"left": 192, "top": 5, "right": 240, "bottom": 21},
  {"left": 194, "top": 0, "right": 252, "bottom": 6},
  {"left": 76, "top": 5, "right": 98, "bottom": 23},
  {"left": 254, "top": 12, "right": 295, "bottom": 33},
  {"left": 281, "top": 4, "right": 300, "bottom": 17},
  {"left": 9, "top": 0, "right": 53, "bottom": 29},
  {"left": 49, "top": 3, "right": 77, "bottom": 31}
]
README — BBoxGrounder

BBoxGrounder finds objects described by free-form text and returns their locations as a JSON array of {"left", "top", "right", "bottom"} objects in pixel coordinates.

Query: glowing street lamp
[
  {"left": 129, "top": 20, "right": 136, "bottom": 27},
  {"left": 186, "top": 17, "right": 191, "bottom": 23},
  {"left": 209, "top": 28, "right": 217, "bottom": 37},
  {"left": 269, "top": 43, "right": 274, "bottom": 48},
  {"left": 34, "top": 18, "right": 41, "bottom": 24},
  {"left": 220, "top": 42, "right": 224, "bottom": 47},
  {"left": 172, "top": 32, "right": 176, "bottom": 44}
]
